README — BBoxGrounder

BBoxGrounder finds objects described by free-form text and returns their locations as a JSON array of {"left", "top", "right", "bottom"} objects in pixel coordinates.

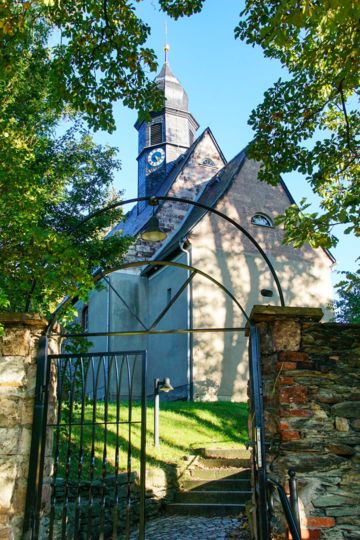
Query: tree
[
  {"left": 2, "top": 0, "right": 358, "bottom": 319},
  {"left": 0, "top": 57, "right": 133, "bottom": 315},
  {"left": 235, "top": 0, "right": 359, "bottom": 252},
  {"left": 333, "top": 268, "right": 360, "bottom": 323},
  {"left": 0, "top": 0, "right": 167, "bottom": 318},
  {"left": 161, "top": 0, "right": 359, "bottom": 253},
  {"left": 0, "top": 0, "right": 164, "bottom": 132}
]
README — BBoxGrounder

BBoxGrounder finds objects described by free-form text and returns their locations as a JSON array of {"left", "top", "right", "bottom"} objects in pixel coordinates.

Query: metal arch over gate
[{"left": 23, "top": 194, "right": 284, "bottom": 540}]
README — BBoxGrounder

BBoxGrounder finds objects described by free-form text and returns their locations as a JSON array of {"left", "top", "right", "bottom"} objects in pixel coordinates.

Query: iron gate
[
  {"left": 248, "top": 324, "right": 269, "bottom": 539},
  {"left": 24, "top": 338, "right": 147, "bottom": 540}
]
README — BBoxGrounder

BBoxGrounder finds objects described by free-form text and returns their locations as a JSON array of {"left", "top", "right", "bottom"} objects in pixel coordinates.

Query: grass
[{"left": 56, "top": 401, "right": 248, "bottom": 480}]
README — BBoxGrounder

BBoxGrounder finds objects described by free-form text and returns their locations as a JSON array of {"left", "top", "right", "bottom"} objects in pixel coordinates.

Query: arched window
[
  {"left": 81, "top": 305, "right": 89, "bottom": 332},
  {"left": 201, "top": 158, "right": 216, "bottom": 167},
  {"left": 251, "top": 213, "right": 273, "bottom": 228}
]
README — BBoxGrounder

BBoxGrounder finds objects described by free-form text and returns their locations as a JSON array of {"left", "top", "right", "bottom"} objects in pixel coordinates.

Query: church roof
[
  {"left": 142, "top": 149, "right": 247, "bottom": 271},
  {"left": 109, "top": 128, "right": 222, "bottom": 239},
  {"left": 142, "top": 147, "right": 335, "bottom": 270},
  {"left": 154, "top": 60, "right": 189, "bottom": 111}
]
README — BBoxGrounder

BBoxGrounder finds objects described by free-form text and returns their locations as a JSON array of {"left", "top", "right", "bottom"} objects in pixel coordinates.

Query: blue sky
[{"left": 91, "top": 0, "right": 358, "bottom": 279}]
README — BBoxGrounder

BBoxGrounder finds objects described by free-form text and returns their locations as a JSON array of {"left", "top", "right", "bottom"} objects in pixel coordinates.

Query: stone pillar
[
  {"left": 0, "top": 313, "right": 58, "bottom": 540},
  {"left": 248, "top": 306, "right": 360, "bottom": 540}
]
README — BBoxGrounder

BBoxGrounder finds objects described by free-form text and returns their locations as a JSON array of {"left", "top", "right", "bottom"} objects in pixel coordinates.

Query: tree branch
[{"left": 338, "top": 79, "right": 352, "bottom": 150}]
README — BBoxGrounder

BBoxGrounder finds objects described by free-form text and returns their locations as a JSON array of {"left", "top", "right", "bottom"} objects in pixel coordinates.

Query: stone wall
[
  {"left": 249, "top": 306, "right": 360, "bottom": 540},
  {"left": 41, "top": 466, "right": 178, "bottom": 539},
  {"left": 0, "top": 313, "right": 58, "bottom": 540},
  {"left": 124, "top": 128, "right": 225, "bottom": 264}
]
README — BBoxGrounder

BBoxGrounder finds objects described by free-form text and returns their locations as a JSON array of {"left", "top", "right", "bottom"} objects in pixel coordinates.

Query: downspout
[
  {"left": 179, "top": 238, "right": 193, "bottom": 401},
  {"left": 106, "top": 275, "right": 111, "bottom": 353}
]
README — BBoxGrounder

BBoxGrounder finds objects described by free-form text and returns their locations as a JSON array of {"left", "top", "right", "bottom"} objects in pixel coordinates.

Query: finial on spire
[
  {"left": 164, "top": 19, "right": 170, "bottom": 63},
  {"left": 164, "top": 43, "right": 170, "bottom": 63}
]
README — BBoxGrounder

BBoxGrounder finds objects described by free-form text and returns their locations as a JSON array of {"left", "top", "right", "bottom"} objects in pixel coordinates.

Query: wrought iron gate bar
[
  {"left": 67, "top": 195, "right": 285, "bottom": 308},
  {"left": 47, "top": 420, "right": 142, "bottom": 427},
  {"left": 46, "top": 259, "right": 250, "bottom": 334},
  {"left": 48, "top": 350, "right": 147, "bottom": 358},
  {"left": 56, "top": 327, "right": 247, "bottom": 338},
  {"left": 22, "top": 194, "right": 284, "bottom": 540},
  {"left": 25, "top": 350, "right": 147, "bottom": 540},
  {"left": 248, "top": 325, "right": 269, "bottom": 539}
]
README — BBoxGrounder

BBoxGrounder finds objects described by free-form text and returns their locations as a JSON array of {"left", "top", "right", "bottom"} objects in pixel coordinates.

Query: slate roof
[
  {"left": 142, "top": 148, "right": 247, "bottom": 274},
  {"left": 154, "top": 61, "right": 189, "bottom": 112},
  {"left": 108, "top": 127, "right": 225, "bottom": 239},
  {"left": 109, "top": 129, "right": 334, "bottom": 267},
  {"left": 142, "top": 147, "right": 335, "bottom": 273}
]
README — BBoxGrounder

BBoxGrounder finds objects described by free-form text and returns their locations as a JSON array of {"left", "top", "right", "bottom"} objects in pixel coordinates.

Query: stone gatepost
[
  {"left": 248, "top": 306, "right": 360, "bottom": 540},
  {"left": 0, "top": 313, "right": 58, "bottom": 540}
]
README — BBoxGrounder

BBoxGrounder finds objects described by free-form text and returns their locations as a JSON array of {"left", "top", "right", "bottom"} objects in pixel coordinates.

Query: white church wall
[
  {"left": 165, "top": 111, "right": 193, "bottom": 157},
  {"left": 147, "top": 253, "right": 189, "bottom": 400},
  {"left": 188, "top": 157, "right": 334, "bottom": 402},
  {"left": 86, "top": 271, "right": 148, "bottom": 399}
]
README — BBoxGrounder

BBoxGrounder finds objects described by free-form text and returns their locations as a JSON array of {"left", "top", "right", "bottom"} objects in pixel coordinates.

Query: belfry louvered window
[{"left": 150, "top": 123, "right": 163, "bottom": 145}]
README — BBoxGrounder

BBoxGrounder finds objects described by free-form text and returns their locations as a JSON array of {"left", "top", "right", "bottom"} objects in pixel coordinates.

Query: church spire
[
  {"left": 135, "top": 48, "right": 199, "bottom": 199},
  {"left": 154, "top": 53, "right": 189, "bottom": 112}
]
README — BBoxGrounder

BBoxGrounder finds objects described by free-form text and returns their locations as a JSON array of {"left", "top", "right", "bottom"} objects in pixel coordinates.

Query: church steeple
[
  {"left": 135, "top": 47, "right": 199, "bottom": 199},
  {"left": 154, "top": 48, "right": 189, "bottom": 113}
]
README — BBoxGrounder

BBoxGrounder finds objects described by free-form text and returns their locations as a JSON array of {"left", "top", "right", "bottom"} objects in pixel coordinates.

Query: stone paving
[{"left": 130, "top": 514, "right": 250, "bottom": 540}]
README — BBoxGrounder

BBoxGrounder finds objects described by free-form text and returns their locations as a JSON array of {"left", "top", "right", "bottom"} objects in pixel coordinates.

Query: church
[{"left": 84, "top": 52, "right": 334, "bottom": 402}]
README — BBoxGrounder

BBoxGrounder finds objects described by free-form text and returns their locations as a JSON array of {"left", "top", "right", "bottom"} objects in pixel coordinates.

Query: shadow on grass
[{"left": 49, "top": 400, "right": 248, "bottom": 537}]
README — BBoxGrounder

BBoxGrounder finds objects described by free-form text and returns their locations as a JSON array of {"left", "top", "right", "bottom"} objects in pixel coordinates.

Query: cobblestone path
[{"left": 130, "top": 514, "right": 250, "bottom": 540}]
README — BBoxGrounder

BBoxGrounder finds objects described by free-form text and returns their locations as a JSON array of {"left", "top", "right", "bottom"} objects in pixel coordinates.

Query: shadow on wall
[{"left": 190, "top": 207, "right": 332, "bottom": 401}]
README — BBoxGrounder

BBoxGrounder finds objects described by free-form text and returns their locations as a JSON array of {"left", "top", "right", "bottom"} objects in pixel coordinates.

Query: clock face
[{"left": 147, "top": 147, "right": 165, "bottom": 168}]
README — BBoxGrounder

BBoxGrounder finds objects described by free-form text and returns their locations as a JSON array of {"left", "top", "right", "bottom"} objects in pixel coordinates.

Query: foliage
[
  {"left": 0, "top": 3, "right": 142, "bottom": 318},
  {"left": 0, "top": 41, "right": 132, "bottom": 316},
  {"left": 159, "top": 0, "right": 205, "bottom": 19},
  {"left": 333, "top": 267, "right": 360, "bottom": 323},
  {"left": 0, "top": 0, "right": 205, "bottom": 321},
  {"left": 0, "top": 0, "right": 164, "bottom": 132},
  {"left": 234, "top": 0, "right": 359, "bottom": 250},
  {"left": 160, "top": 1, "right": 359, "bottom": 253}
]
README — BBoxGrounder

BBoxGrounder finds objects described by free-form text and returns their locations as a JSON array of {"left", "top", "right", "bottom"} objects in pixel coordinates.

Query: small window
[
  {"left": 150, "top": 123, "right": 163, "bottom": 145},
  {"left": 202, "top": 158, "right": 216, "bottom": 167},
  {"left": 81, "top": 305, "right": 89, "bottom": 332},
  {"left": 189, "top": 130, "right": 194, "bottom": 145},
  {"left": 251, "top": 213, "right": 273, "bottom": 228}
]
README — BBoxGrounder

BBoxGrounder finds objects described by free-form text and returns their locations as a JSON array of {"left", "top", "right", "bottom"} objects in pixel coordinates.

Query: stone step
[
  {"left": 174, "top": 490, "right": 252, "bottom": 504},
  {"left": 199, "top": 447, "right": 251, "bottom": 460},
  {"left": 180, "top": 478, "right": 251, "bottom": 491},
  {"left": 197, "top": 457, "right": 251, "bottom": 469},
  {"left": 166, "top": 503, "right": 246, "bottom": 516},
  {"left": 185, "top": 468, "right": 251, "bottom": 481}
]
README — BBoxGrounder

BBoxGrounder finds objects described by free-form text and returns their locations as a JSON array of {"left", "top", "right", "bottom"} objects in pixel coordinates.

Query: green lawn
[{"left": 56, "top": 401, "right": 248, "bottom": 479}]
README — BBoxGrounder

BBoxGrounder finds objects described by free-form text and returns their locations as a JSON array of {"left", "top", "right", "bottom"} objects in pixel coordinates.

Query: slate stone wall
[
  {"left": 0, "top": 313, "right": 59, "bottom": 540},
  {"left": 250, "top": 306, "right": 360, "bottom": 540},
  {"left": 41, "top": 467, "right": 178, "bottom": 539},
  {"left": 124, "top": 130, "right": 225, "bottom": 265}
]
